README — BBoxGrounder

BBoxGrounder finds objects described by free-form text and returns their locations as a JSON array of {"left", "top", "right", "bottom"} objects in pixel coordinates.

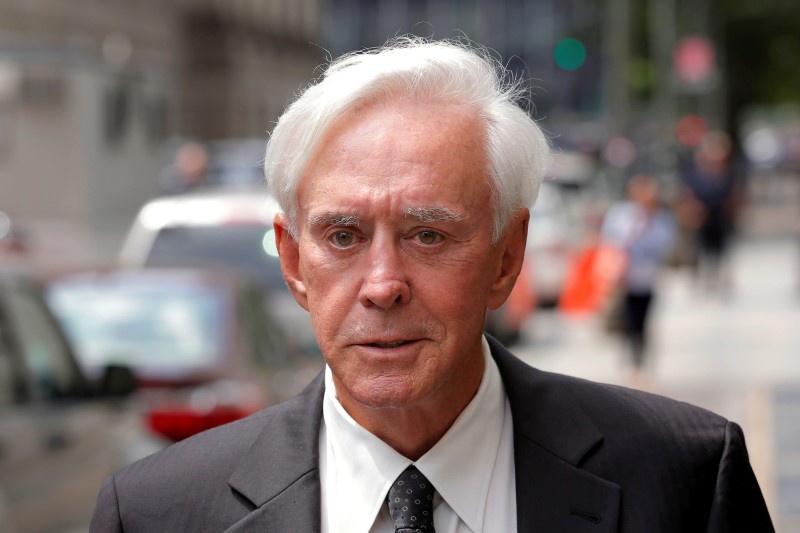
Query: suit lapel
[
  {"left": 489, "top": 336, "right": 621, "bottom": 532},
  {"left": 222, "top": 339, "right": 621, "bottom": 532},
  {"left": 513, "top": 436, "right": 620, "bottom": 532},
  {"left": 225, "top": 373, "right": 326, "bottom": 533}
]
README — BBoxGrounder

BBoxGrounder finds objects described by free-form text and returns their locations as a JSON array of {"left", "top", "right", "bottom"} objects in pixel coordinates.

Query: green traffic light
[{"left": 555, "top": 38, "right": 587, "bottom": 70}]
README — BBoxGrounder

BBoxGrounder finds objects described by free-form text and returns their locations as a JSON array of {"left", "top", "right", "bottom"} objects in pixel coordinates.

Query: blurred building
[
  {"left": 0, "top": 0, "right": 324, "bottom": 268},
  {"left": 322, "top": 0, "right": 736, "bottom": 188},
  {"left": 322, "top": 0, "right": 646, "bottom": 181},
  {"left": 324, "top": 0, "right": 604, "bottom": 119}
]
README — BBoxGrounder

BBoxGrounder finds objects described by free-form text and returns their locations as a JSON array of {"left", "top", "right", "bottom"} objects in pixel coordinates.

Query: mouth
[
  {"left": 356, "top": 337, "right": 423, "bottom": 350},
  {"left": 367, "top": 340, "right": 412, "bottom": 348}
]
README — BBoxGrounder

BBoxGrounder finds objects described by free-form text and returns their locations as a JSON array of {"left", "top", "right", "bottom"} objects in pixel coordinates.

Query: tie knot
[{"left": 387, "top": 465, "right": 435, "bottom": 533}]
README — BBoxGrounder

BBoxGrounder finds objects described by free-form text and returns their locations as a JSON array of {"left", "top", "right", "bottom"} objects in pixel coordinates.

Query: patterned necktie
[{"left": 387, "top": 465, "right": 436, "bottom": 533}]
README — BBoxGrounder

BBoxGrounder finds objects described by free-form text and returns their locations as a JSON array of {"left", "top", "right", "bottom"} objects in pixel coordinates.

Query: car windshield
[
  {"left": 144, "top": 225, "right": 286, "bottom": 291},
  {"left": 47, "top": 282, "right": 227, "bottom": 376}
]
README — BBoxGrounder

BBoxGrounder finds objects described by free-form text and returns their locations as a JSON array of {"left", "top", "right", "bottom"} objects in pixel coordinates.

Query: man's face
[{"left": 276, "top": 99, "right": 526, "bottom": 417}]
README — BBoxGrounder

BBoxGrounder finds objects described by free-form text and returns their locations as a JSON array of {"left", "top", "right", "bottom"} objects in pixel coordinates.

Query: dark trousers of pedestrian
[
  {"left": 624, "top": 291, "right": 654, "bottom": 369},
  {"left": 696, "top": 215, "right": 734, "bottom": 293}
]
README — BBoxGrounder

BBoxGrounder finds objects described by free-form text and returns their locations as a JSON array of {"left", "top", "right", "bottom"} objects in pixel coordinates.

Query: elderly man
[{"left": 90, "top": 39, "right": 773, "bottom": 532}]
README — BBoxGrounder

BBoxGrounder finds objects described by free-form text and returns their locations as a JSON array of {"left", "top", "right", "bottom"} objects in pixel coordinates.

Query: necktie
[{"left": 387, "top": 465, "right": 435, "bottom": 532}]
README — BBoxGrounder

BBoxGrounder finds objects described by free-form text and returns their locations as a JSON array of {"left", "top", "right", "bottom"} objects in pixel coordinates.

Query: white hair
[{"left": 264, "top": 36, "right": 551, "bottom": 242}]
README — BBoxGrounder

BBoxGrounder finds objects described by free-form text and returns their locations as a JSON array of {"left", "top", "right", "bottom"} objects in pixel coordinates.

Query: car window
[
  {"left": 48, "top": 282, "right": 228, "bottom": 375},
  {"left": 238, "top": 286, "right": 290, "bottom": 368},
  {"left": 2, "top": 279, "right": 80, "bottom": 400},
  {"left": 145, "top": 225, "right": 286, "bottom": 291}
]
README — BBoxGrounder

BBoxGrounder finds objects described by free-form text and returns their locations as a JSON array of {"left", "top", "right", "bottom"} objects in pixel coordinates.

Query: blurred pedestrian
[
  {"left": 601, "top": 173, "right": 676, "bottom": 377},
  {"left": 682, "top": 132, "right": 745, "bottom": 294},
  {"left": 159, "top": 141, "right": 209, "bottom": 194}
]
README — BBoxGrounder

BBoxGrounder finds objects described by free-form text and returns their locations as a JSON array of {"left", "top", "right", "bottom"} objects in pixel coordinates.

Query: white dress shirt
[{"left": 319, "top": 336, "right": 517, "bottom": 533}]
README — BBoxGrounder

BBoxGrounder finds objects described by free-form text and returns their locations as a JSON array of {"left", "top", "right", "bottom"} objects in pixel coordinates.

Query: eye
[
  {"left": 416, "top": 230, "right": 442, "bottom": 245},
  {"left": 331, "top": 230, "right": 355, "bottom": 248}
]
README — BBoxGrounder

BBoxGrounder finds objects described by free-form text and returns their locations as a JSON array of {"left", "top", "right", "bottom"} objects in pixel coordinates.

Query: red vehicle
[
  {"left": 118, "top": 187, "right": 318, "bottom": 356},
  {"left": 45, "top": 267, "right": 323, "bottom": 442}
]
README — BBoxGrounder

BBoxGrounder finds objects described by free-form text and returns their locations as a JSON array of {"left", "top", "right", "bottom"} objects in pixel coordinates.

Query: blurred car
[
  {"left": 0, "top": 264, "right": 165, "bottom": 533},
  {"left": 548, "top": 149, "right": 598, "bottom": 189},
  {"left": 118, "top": 187, "right": 318, "bottom": 355},
  {"left": 484, "top": 181, "right": 584, "bottom": 344},
  {"left": 159, "top": 137, "right": 266, "bottom": 193},
  {"left": 45, "top": 267, "right": 323, "bottom": 443},
  {"left": 204, "top": 138, "right": 268, "bottom": 188},
  {"left": 525, "top": 181, "right": 579, "bottom": 308}
]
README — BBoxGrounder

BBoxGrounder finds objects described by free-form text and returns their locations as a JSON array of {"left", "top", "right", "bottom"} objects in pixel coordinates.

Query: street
[{"left": 513, "top": 176, "right": 800, "bottom": 530}]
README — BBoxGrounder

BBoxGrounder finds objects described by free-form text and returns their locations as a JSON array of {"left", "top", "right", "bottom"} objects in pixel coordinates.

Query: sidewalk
[{"left": 514, "top": 233, "right": 800, "bottom": 530}]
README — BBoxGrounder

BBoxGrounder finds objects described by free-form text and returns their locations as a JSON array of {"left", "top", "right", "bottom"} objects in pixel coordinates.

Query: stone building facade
[{"left": 0, "top": 0, "right": 324, "bottom": 266}]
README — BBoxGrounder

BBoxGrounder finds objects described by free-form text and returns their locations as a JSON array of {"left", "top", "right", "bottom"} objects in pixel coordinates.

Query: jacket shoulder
[
  {"left": 510, "top": 361, "right": 730, "bottom": 462},
  {"left": 490, "top": 337, "right": 729, "bottom": 447},
  {"left": 93, "top": 374, "right": 325, "bottom": 532}
]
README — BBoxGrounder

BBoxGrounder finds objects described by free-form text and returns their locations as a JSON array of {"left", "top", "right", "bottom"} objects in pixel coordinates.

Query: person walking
[
  {"left": 682, "top": 133, "right": 745, "bottom": 294},
  {"left": 602, "top": 173, "right": 676, "bottom": 378}
]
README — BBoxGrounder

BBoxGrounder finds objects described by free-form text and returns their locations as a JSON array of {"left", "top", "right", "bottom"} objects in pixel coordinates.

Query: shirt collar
[{"left": 322, "top": 336, "right": 506, "bottom": 532}]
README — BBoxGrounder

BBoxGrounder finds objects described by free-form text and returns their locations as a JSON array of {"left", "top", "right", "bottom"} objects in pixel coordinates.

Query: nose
[{"left": 358, "top": 237, "right": 411, "bottom": 309}]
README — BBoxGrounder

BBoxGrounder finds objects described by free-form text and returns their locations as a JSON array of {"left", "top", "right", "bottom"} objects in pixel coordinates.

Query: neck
[{"left": 365, "top": 408, "right": 463, "bottom": 461}]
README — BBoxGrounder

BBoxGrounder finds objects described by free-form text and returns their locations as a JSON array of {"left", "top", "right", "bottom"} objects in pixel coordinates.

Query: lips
[
  {"left": 369, "top": 340, "right": 410, "bottom": 348},
  {"left": 355, "top": 336, "right": 424, "bottom": 350}
]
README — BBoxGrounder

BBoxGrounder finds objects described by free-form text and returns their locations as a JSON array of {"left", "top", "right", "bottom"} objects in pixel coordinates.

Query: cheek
[
  {"left": 299, "top": 249, "right": 356, "bottom": 331},
  {"left": 421, "top": 265, "right": 494, "bottom": 321}
]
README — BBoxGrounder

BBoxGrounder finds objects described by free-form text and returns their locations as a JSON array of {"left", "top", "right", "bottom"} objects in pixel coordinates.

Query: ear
[
  {"left": 486, "top": 208, "right": 529, "bottom": 311},
  {"left": 274, "top": 213, "right": 309, "bottom": 311}
]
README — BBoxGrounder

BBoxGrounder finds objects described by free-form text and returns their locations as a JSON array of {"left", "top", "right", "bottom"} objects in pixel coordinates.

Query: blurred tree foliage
[{"left": 716, "top": 0, "right": 800, "bottom": 108}]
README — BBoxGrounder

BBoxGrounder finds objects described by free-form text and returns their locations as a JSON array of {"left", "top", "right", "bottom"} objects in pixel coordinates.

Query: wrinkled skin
[{"left": 275, "top": 98, "right": 528, "bottom": 458}]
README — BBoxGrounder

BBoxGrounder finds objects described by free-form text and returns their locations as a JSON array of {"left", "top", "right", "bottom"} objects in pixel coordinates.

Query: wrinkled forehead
[{"left": 295, "top": 98, "right": 493, "bottom": 223}]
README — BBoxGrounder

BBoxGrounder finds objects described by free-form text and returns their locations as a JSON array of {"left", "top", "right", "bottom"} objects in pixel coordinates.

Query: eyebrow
[
  {"left": 307, "top": 212, "right": 360, "bottom": 227},
  {"left": 306, "top": 207, "right": 464, "bottom": 227},
  {"left": 404, "top": 207, "right": 464, "bottom": 223}
]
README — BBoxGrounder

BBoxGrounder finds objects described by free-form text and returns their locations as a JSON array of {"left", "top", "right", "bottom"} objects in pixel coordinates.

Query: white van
[{"left": 119, "top": 187, "right": 318, "bottom": 356}]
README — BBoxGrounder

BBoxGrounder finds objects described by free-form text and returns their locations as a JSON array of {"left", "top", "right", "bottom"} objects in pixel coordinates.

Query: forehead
[{"left": 297, "top": 99, "right": 492, "bottom": 220}]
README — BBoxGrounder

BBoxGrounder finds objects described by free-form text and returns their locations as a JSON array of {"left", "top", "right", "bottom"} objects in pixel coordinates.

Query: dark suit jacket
[{"left": 90, "top": 337, "right": 774, "bottom": 532}]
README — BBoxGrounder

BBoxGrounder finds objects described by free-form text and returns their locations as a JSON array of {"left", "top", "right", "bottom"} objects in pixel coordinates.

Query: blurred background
[{"left": 0, "top": 0, "right": 798, "bottom": 531}]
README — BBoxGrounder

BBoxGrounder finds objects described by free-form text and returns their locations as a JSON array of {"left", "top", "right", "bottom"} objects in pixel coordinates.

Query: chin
[{"left": 344, "top": 375, "right": 425, "bottom": 410}]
